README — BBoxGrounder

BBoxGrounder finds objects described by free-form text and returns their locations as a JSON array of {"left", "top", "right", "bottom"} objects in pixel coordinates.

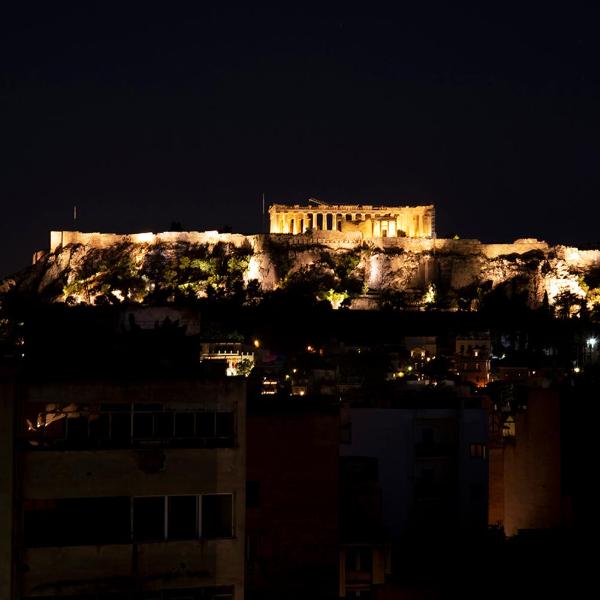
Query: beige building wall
[
  {"left": 15, "top": 379, "right": 246, "bottom": 599},
  {"left": 503, "top": 390, "right": 562, "bottom": 536}
]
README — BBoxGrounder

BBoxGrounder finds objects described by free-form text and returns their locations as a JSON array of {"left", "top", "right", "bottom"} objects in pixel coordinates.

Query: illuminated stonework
[{"left": 268, "top": 202, "right": 435, "bottom": 239}]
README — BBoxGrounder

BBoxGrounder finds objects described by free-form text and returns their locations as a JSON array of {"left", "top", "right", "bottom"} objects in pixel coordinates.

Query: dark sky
[{"left": 2, "top": 2, "right": 600, "bottom": 276}]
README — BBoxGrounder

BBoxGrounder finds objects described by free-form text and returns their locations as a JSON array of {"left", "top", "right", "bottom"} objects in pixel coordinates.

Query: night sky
[{"left": 3, "top": 3, "right": 600, "bottom": 276}]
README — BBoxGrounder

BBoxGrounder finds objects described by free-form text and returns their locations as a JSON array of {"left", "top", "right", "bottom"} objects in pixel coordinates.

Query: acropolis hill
[{"left": 4, "top": 202, "right": 600, "bottom": 311}]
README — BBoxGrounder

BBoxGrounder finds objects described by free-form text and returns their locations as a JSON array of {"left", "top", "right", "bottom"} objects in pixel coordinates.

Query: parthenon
[{"left": 268, "top": 201, "right": 435, "bottom": 239}]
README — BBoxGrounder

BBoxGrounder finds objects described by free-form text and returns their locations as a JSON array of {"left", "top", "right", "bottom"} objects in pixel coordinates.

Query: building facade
[
  {"left": 268, "top": 203, "right": 435, "bottom": 239},
  {"left": 1, "top": 375, "right": 246, "bottom": 600},
  {"left": 245, "top": 399, "right": 339, "bottom": 600}
]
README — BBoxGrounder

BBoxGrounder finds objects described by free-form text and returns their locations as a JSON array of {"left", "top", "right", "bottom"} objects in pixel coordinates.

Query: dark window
[
  {"left": 168, "top": 496, "right": 198, "bottom": 540},
  {"left": 246, "top": 481, "right": 260, "bottom": 509},
  {"left": 175, "top": 413, "right": 195, "bottom": 437},
  {"left": 43, "top": 414, "right": 66, "bottom": 439},
  {"left": 135, "top": 403, "right": 161, "bottom": 412},
  {"left": 111, "top": 413, "right": 131, "bottom": 443},
  {"left": 133, "top": 497, "right": 165, "bottom": 542},
  {"left": 155, "top": 412, "right": 174, "bottom": 438},
  {"left": 89, "top": 413, "right": 110, "bottom": 442},
  {"left": 24, "top": 497, "right": 130, "bottom": 547},
  {"left": 341, "top": 457, "right": 378, "bottom": 484},
  {"left": 133, "top": 413, "right": 154, "bottom": 438},
  {"left": 215, "top": 412, "right": 234, "bottom": 438},
  {"left": 346, "top": 546, "right": 373, "bottom": 573},
  {"left": 101, "top": 403, "right": 130, "bottom": 412},
  {"left": 27, "top": 408, "right": 235, "bottom": 450},
  {"left": 202, "top": 495, "right": 233, "bottom": 538},
  {"left": 196, "top": 412, "right": 215, "bottom": 437},
  {"left": 421, "top": 428, "right": 434, "bottom": 445},
  {"left": 469, "top": 443, "right": 487, "bottom": 458},
  {"left": 66, "top": 415, "right": 88, "bottom": 442}
]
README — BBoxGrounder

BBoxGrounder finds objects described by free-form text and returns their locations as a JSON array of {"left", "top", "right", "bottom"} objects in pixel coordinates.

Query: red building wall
[{"left": 246, "top": 402, "right": 339, "bottom": 599}]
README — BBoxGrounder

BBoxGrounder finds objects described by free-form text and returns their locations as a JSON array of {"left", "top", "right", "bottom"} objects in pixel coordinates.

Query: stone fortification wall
[
  {"left": 376, "top": 236, "right": 549, "bottom": 258},
  {"left": 50, "top": 230, "right": 251, "bottom": 253},
  {"left": 50, "top": 230, "right": 552, "bottom": 259}
]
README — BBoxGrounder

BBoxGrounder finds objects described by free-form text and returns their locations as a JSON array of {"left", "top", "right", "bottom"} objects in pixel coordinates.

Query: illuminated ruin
[{"left": 268, "top": 201, "right": 435, "bottom": 239}]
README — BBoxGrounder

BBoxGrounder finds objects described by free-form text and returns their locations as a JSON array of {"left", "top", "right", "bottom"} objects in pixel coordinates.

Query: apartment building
[{"left": 1, "top": 371, "right": 245, "bottom": 600}]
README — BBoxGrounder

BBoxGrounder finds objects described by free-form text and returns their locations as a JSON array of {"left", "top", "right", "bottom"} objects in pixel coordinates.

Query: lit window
[{"left": 469, "top": 443, "right": 486, "bottom": 459}]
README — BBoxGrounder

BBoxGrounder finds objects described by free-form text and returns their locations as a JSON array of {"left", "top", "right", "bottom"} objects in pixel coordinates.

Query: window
[
  {"left": 202, "top": 495, "right": 233, "bottom": 538},
  {"left": 168, "top": 496, "right": 198, "bottom": 540},
  {"left": 469, "top": 443, "right": 486, "bottom": 459},
  {"left": 89, "top": 413, "right": 110, "bottom": 442},
  {"left": 175, "top": 413, "right": 195, "bottom": 437},
  {"left": 66, "top": 415, "right": 88, "bottom": 442},
  {"left": 25, "top": 495, "right": 234, "bottom": 547},
  {"left": 133, "top": 497, "right": 166, "bottom": 542},
  {"left": 421, "top": 428, "right": 434, "bottom": 445},
  {"left": 26, "top": 408, "right": 234, "bottom": 449},
  {"left": 215, "top": 412, "right": 234, "bottom": 439},
  {"left": 133, "top": 495, "right": 234, "bottom": 542},
  {"left": 134, "top": 412, "right": 154, "bottom": 438},
  {"left": 155, "top": 412, "right": 174, "bottom": 437},
  {"left": 24, "top": 497, "right": 130, "bottom": 547},
  {"left": 32, "top": 588, "right": 234, "bottom": 600},
  {"left": 111, "top": 412, "right": 132, "bottom": 443},
  {"left": 345, "top": 547, "right": 373, "bottom": 573},
  {"left": 196, "top": 412, "right": 215, "bottom": 437}
]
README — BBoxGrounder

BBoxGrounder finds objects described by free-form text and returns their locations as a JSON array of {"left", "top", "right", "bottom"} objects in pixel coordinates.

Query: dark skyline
[{"left": 2, "top": 2, "right": 600, "bottom": 276}]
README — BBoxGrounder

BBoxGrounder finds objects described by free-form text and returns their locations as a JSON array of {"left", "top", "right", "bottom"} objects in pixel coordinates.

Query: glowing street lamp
[{"left": 587, "top": 337, "right": 598, "bottom": 349}]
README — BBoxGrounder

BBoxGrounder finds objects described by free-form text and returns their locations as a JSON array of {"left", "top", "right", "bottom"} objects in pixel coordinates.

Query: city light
[{"left": 587, "top": 337, "right": 598, "bottom": 349}]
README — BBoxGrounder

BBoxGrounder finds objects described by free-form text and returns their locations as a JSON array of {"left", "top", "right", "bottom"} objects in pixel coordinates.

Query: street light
[{"left": 587, "top": 337, "right": 598, "bottom": 349}]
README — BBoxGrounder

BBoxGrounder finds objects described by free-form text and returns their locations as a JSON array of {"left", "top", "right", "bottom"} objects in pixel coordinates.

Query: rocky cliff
[{"left": 3, "top": 230, "right": 600, "bottom": 313}]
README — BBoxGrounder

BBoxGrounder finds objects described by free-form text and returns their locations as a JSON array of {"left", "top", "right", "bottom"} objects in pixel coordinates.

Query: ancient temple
[{"left": 268, "top": 201, "right": 435, "bottom": 239}]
